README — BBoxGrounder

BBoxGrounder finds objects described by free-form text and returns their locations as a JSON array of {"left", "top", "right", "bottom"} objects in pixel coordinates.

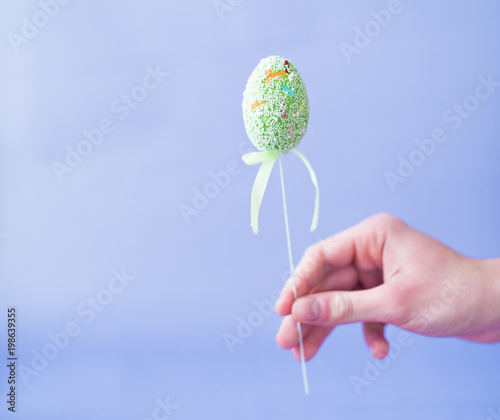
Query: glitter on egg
[{"left": 242, "top": 56, "right": 310, "bottom": 154}]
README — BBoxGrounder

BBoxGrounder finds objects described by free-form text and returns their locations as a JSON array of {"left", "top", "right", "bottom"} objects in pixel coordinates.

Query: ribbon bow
[{"left": 242, "top": 150, "right": 319, "bottom": 234}]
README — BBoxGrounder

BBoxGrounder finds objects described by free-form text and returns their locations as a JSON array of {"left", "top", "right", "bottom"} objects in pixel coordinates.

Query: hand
[{"left": 275, "top": 213, "right": 500, "bottom": 361}]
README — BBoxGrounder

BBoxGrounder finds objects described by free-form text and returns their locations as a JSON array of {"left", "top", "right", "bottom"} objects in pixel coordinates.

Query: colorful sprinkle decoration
[
  {"left": 265, "top": 69, "right": 286, "bottom": 84},
  {"left": 241, "top": 56, "right": 320, "bottom": 395},
  {"left": 281, "top": 84, "right": 296, "bottom": 97},
  {"left": 251, "top": 100, "right": 265, "bottom": 110},
  {"left": 284, "top": 59, "right": 290, "bottom": 73},
  {"left": 242, "top": 56, "right": 309, "bottom": 153}
]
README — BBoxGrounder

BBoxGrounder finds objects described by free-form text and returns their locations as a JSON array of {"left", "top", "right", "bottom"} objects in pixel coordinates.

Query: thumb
[{"left": 291, "top": 286, "right": 392, "bottom": 326}]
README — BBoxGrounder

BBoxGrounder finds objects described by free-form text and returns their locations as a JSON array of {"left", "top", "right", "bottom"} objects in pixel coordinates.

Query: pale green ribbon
[{"left": 242, "top": 150, "right": 319, "bottom": 234}]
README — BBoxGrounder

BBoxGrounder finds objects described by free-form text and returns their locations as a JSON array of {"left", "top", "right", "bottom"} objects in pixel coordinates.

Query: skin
[{"left": 275, "top": 213, "right": 500, "bottom": 361}]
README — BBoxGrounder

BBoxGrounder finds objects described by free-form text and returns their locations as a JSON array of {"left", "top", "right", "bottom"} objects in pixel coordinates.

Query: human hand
[{"left": 275, "top": 213, "right": 500, "bottom": 360}]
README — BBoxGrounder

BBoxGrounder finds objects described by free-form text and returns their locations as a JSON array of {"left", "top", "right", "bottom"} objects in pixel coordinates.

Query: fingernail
[{"left": 295, "top": 297, "right": 320, "bottom": 321}]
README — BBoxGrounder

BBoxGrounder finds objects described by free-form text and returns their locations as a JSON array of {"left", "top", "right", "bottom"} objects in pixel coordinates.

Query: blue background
[{"left": 1, "top": 0, "right": 499, "bottom": 418}]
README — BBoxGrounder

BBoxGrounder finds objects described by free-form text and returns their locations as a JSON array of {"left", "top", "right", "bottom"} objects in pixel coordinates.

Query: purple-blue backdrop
[{"left": 1, "top": 1, "right": 499, "bottom": 419}]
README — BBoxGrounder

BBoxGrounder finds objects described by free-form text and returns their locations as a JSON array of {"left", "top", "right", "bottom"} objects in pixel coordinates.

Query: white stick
[{"left": 278, "top": 156, "right": 310, "bottom": 395}]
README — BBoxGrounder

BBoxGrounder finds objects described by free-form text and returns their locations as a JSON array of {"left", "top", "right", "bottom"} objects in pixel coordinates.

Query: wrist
[{"left": 479, "top": 257, "right": 500, "bottom": 332}]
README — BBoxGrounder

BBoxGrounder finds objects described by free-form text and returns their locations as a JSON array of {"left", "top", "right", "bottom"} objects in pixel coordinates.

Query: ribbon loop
[
  {"left": 291, "top": 150, "right": 319, "bottom": 232},
  {"left": 242, "top": 149, "right": 319, "bottom": 234}
]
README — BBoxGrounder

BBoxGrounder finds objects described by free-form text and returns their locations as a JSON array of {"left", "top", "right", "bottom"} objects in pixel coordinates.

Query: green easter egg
[{"left": 242, "top": 55, "right": 310, "bottom": 154}]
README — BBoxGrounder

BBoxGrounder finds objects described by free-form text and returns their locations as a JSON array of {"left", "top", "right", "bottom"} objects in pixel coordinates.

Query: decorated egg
[{"left": 242, "top": 56, "right": 310, "bottom": 154}]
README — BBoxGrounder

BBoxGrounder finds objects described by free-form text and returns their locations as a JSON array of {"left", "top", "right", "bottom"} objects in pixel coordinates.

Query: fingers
[
  {"left": 277, "top": 319, "right": 390, "bottom": 361},
  {"left": 291, "top": 325, "right": 334, "bottom": 361},
  {"left": 275, "top": 214, "right": 405, "bottom": 361},
  {"left": 292, "top": 287, "right": 393, "bottom": 326},
  {"left": 282, "top": 236, "right": 350, "bottom": 299},
  {"left": 277, "top": 290, "right": 392, "bottom": 361},
  {"left": 276, "top": 213, "right": 403, "bottom": 315},
  {"left": 274, "top": 288, "right": 295, "bottom": 317},
  {"left": 276, "top": 315, "right": 334, "bottom": 361},
  {"left": 275, "top": 265, "right": 359, "bottom": 316},
  {"left": 276, "top": 315, "right": 313, "bottom": 349},
  {"left": 363, "top": 322, "right": 389, "bottom": 359},
  {"left": 276, "top": 269, "right": 358, "bottom": 358}
]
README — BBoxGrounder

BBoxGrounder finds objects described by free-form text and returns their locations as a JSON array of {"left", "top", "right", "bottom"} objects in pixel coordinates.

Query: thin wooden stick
[{"left": 278, "top": 156, "right": 310, "bottom": 395}]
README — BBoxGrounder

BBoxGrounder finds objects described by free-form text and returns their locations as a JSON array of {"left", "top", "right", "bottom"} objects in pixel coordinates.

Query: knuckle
[
  {"left": 329, "top": 293, "right": 354, "bottom": 322},
  {"left": 304, "top": 243, "right": 322, "bottom": 263},
  {"left": 373, "top": 212, "right": 401, "bottom": 228},
  {"left": 366, "top": 213, "right": 406, "bottom": 245},
  {"left": 300, "top": 244, "right": 325, "bottom": 273},
  {"left": 318, "top": 236, "right": 340, "bottom": 260}
]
